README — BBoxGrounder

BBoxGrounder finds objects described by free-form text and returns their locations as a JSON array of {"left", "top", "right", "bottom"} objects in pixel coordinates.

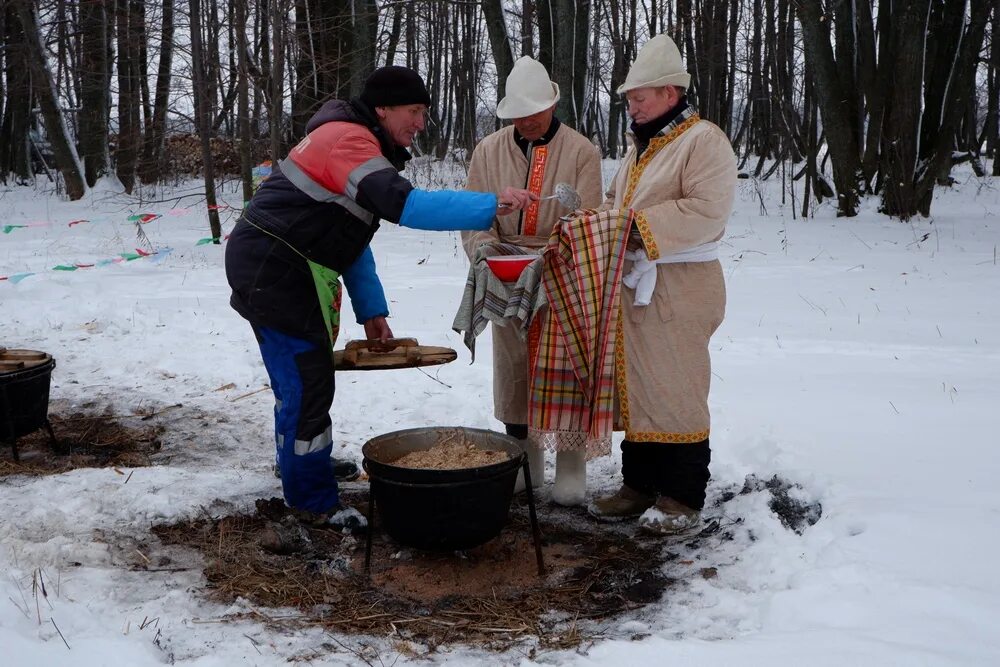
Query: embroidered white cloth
[{"left": 622, "top": 241, "right": 720, "bottom": 306}]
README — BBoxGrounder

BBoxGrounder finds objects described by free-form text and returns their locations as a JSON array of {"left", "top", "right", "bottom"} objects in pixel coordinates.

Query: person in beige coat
[
  {"left": 462, "top": 56, "right": 604, "bottom": 505},
  {"left": 586, "top": 34, "right": 737, "bottom": 534}
]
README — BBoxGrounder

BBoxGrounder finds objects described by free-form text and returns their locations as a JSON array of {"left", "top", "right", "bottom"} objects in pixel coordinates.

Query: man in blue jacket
[{"left": 226, "top": 66, "right": 534, "bottom": 522}]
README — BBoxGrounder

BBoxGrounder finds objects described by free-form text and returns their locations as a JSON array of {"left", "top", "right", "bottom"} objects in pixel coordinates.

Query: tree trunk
[
  {"left": 139, "top": 0, "right": 174, "bottom": 184},
  {"left": 405, "top": 0, "right": 417, "bottom": 71},
  {"left": 1, "top": 3, "right": 32, "bottom": 182},
  {"left": 114, "top": 0, "right": 141, "bottom": 192},
  {"left": 604, "top": 0, "right": 634, "bottom": 158},
  {"left": 78, "top": 0, "right": 111, "bottom": 186},
  {"left": 521, "top": 0, "right": 533, "bottom": 56},
  {"left": 14, "top": 0, "right": 87, "bottom": 199},
  {"left": 879, "top": 0, "right": 935, "bottom": 217},
  {"left": 990, "top": 8, "right": 1000, "bottom": 175},
  {"left": 270, "top": 0, "right": 285, "bottom": 161},
  {"left": 292, "top": 0, "right": 362, "bottom": 139},
  {"left": 206, "top": 0, "right": 220, "bottom": 123},
  {"left": 537, "top": 0, "right": 552, "bottom": 74},
  {"left": 912, "top": 0, "right": 991, "bottom": 216},
  {"left": 257, "top": 0, "right": 270, "bottom": 133},
  {"left": 350, "top": 0, "right": 378, "bottom": 97},
  {"left": 135, "top": 0, "right": 151, "bottom": 131},
  {"left": 384, "top": 2, "right": 402, "bottom": 65},
  {"left": 235, "top": 0, "right": 254, "bottom": 203},
  {"left": 482, "top": 0, "right": 515, "bottom": 102},
  {"left": 189, "top": 0, "right": 222, "bottom": 240},
  {"left": 795, "top": 0, "right": 861, "bottom": 216},
  {"left": 541, "top": 0, "right": 590, "bottom": 129},
  {"left": 858, "top": 0, "right": 887, "bottom": 189}
]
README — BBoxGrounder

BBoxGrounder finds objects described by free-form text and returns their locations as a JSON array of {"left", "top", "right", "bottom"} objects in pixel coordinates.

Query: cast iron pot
[
  {"left": 362, "top": 426, "right": 525, "bottom": 551},
  {"left": 0, "top": 352, "right": 56, "bottom": 442}
]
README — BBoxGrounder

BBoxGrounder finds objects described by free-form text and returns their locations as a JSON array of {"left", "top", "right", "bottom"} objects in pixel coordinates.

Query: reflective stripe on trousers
[{"left": 252, "top": 324, "right": 339, "bottom": 513}]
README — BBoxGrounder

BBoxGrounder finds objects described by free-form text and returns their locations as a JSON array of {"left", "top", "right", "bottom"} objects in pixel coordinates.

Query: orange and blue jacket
[{"left": 226, "top": 99, "right": 495, "bottom": 340}]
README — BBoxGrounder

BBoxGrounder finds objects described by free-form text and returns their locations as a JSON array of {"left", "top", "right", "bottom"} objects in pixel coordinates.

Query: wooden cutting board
[
  {"left": 0, "top": 348, "right": 52, "bottom": 373},
  {"left": 333, "top": 338, "right": 457, "bottom": 371}
]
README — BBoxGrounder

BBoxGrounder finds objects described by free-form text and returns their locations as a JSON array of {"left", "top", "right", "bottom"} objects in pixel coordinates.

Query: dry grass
[
  {"left": 0, "top": 411, "right": 162, "bottom": 476},
  {"left": 152, "top": 494, "right": 672, "bottom": 652}
]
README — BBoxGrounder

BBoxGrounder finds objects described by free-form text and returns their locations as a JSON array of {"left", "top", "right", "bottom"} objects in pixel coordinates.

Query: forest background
[{"left": 1, "top": 0, "right": 998, "bottom": 229}]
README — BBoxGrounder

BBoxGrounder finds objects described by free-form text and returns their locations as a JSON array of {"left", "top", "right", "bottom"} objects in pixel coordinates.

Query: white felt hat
[
  {"left": 617, "top": 34, "right": 691, "bottom": 94},
  {"left": 496, "top": 56, "right": 560, "bottom": 119}
]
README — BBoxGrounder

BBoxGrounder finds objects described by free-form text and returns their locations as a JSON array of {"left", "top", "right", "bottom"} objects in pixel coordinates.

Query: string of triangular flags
[
  {"left": 2, "top": 207, "right": 235, "bottom": 236},
  {"left": 0, "top": 247, "right": 173, "bottom": 284},
  {"left": 1, "top": 162, "right": 273, "bottom": 283}
]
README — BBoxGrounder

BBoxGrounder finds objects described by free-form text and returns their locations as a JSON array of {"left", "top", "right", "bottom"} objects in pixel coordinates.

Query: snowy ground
[{"left": 1, "top": 162, "right": 999, "bottom": 666}]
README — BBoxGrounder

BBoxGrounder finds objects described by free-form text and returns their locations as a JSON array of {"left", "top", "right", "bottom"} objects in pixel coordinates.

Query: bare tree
[
  {"left": 482, "top": 0, "right": 515, "bottom": 102},
  {"left": 114, "top": 0, "right": 143, "bottom": 192},
  {"left": 14, "top": 0, "right": 87, "bottom": 198},
  {"left": 603, "top": 0, "right": 636, "bottom": 157},
  {"left": 78, "top": 0, "right": 112, "bottom": 186},
  {"left": 190, "top": 0, "right": 223, "bottom": 240},
  {"left": 795, "top": 0, "right": 863, "bottom": 216},
  {"left": 538, "top": 0, "right": 590, "bottom": 129},
  {"left": 2, "top": 0, "right": 995, "bottom": 221},
  {"left": 384, "top": 2, "right": 403, "bottom": 65},
  {"left": 270, "top": 0, "right": 286, "bottom": 161},
  {"left": 235, "top": 0, "right": 255, "bottom": 202},
  {"left": 139, "top": 0, "right": 175, "bottom": 184},
  {"left": 2, "top": 2, "right": 33, "bottom": 182},
  {"left": 988, "top": 7, "right": 1000, "bottom": 176}
]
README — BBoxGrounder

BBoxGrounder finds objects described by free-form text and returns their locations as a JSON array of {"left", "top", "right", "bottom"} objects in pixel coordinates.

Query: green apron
[{"left": 308, "top": 261, "right": 342, "bottom": 350}]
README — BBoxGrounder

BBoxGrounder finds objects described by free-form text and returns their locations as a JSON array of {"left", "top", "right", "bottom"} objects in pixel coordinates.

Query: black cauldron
[
  {"left": 1, "top": 349, "right": 56, "bottom": 459},
  {"left": 362, "top": 426, "right": 525, "bottom": 551}
]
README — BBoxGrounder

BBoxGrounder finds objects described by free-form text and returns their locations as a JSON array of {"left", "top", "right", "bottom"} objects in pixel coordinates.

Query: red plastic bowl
[{"left": 486, "top": 255, "right": 537, "bottom": 282}]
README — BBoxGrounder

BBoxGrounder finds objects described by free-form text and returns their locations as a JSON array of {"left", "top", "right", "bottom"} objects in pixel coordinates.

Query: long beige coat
[
  {"left": 462, "top": 124, "right": 603, "bottom": 424},
  {"left": 602, "top": 116, "right": 736, "bottom": 442}
]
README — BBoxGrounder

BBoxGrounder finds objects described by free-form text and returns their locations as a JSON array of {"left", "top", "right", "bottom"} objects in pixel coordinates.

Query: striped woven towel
[
  {"left": 451, "top": 243, "right": 547, "bottom": 361},
  {"left": 528, "top": 209, "right": 634, "bottom": 457}
]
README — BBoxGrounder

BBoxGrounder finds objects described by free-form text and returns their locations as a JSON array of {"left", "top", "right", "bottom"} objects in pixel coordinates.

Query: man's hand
[
  {"left": 496, "top": 187, "right": 538, "bottom": 216},
  {"left": 363, "top": 315, "right": 393, "bottom": 348}
]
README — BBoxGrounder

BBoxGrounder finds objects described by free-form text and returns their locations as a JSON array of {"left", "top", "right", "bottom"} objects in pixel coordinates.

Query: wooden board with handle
[
  {"left": 0, "top": 348, "right": 51, "bottom": 373},
  {"left": 333, "top": 337, "right": 457, "bottom": 371}
]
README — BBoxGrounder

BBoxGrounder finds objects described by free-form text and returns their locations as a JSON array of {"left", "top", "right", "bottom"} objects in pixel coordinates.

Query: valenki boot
[
  {"left": 513, "top": 442, "right": 545, "bottom": 493},
  {"left": 551, "top": 450, "right": 586, "bottom": 506}
]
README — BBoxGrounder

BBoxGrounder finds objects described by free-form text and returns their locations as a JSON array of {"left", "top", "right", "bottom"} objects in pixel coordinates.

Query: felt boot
[
  {"left": 514, "top": 443, "right": 545, "bottom": 493},
  {"left": 551, "top": 450, "right": 586, "bottom": 506}
]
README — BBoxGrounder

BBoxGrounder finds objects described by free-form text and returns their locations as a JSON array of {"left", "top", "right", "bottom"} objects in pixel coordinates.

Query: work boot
[
  {"left": 290, "top": 504, "right": 367, "bottom": 533},
  {"left": 326, "top": 505, "right": 367, "bottom": 531},
  {"left": 330, "top": 458, "right": 361, "bottom": 482},
  {"left": 273, "top": 457, "right": 360, "bottom": 482},
  {"left": 587, "top": 484, "right": 654, "bottom": 521},
  {"left": 637, "top": 496, "right": 701, "bottom": 536}
]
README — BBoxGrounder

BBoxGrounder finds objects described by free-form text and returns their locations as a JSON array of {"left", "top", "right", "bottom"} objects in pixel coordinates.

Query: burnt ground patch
[
  {"left": 140, "top": 473, "right": 820, "bottom": 656},
  {"left": 150, "top": 489, "right": 704, "bottom": 653},
  {"left": 1, "top": 410, "right": 163, "bottom": 476},
  {"left": 713, "top": 474, "right": 823, "bottom": 534}
]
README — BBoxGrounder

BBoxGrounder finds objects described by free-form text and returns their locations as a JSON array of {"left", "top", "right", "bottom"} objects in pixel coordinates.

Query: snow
[{"left": 2, "top": 163, "right": 999, "bottom": 665}]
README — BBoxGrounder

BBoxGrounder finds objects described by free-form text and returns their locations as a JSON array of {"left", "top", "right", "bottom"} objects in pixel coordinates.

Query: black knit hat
[{"left": 360, "top": 66, "right": 431, "bottom": 108}]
